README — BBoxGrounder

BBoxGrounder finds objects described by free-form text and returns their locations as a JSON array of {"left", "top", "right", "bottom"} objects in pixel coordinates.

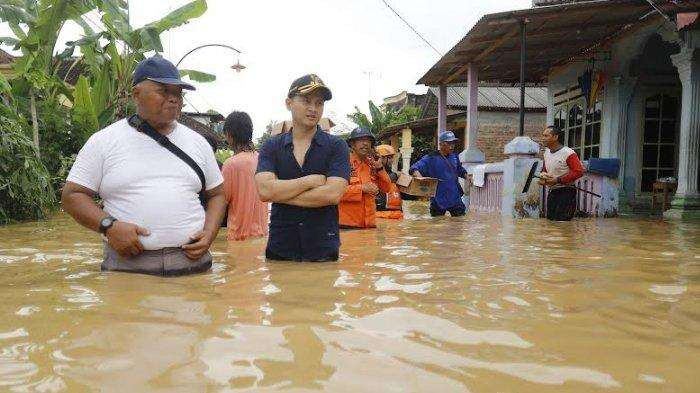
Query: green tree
[
  {"left": 63, "top": 0, "right": 212, "bottom": 133},
  {"left": 0, "top": 0, "right": 212, "bottom": 222},
  {"left": 0, "top": 78, "right": 54, "bottom": 223},
  {"left": 347, "top": 101, "right": 420, "bottom": 136},
  {"left": 0, "top": 0, "right": 213, "bottom": 150},
  {"left": 255, "top": 120, "right": 275, "bottom": 149}
]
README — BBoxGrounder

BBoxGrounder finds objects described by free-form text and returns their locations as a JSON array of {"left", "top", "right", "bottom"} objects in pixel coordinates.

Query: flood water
[{"left": 0, "top": 204, "right": 699, "bottom": 392}]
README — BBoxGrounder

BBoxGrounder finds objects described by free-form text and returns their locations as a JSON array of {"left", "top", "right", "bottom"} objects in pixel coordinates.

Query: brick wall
[{"left": 449, "top": 111, "right": 547, "bottom": 162}]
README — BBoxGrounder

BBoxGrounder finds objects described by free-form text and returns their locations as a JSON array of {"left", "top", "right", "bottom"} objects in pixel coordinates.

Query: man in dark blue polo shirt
[
  {"left": 410, "top": 131, "right": 467, "bottom": 217},
  {"left": 255, "top": 74, "right": 350, "bottom": 261}
]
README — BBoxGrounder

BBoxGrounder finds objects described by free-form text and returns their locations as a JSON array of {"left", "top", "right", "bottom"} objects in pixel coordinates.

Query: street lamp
[{"left": 175, "top": 44, "right": 245, "bottom": 72}]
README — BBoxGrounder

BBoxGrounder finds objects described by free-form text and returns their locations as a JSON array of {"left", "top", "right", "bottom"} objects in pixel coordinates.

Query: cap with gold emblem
[{"left": 288, "top": 74, "right": 332, "bottom": 101}]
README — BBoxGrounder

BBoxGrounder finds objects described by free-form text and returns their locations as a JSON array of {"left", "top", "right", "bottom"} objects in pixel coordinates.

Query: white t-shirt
[
  {"left": 544, "top": 146, "right": 576, "bottom": 189},
  {"left": 66, "top": 118, "right": 223, "bottom": 250}
]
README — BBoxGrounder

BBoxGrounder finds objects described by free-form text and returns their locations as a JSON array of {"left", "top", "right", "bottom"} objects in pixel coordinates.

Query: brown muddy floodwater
[{"left": 0, "top": 203, "right": 699, "bottom": 392}]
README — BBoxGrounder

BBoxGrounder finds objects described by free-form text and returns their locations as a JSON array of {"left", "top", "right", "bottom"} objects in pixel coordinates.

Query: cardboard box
[{"left": 396, "top": 174, "right": 438, "bottom": 197}]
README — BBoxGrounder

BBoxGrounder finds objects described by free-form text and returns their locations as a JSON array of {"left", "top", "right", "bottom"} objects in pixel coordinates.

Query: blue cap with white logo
[
  {"left": 133, "top": 55, "right": 195, "bottom": 90},
  {"left": 438, "top": 131, "right": 458, "bottom": 143}
]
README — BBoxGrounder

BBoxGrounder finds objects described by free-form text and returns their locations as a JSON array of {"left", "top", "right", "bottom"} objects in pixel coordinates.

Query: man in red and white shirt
[{"left": 539, "top": 125, "right": 584, "bottom": 221}]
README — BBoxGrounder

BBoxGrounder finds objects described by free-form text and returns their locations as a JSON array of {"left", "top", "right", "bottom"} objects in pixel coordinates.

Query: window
[
  {"left": 641, "top": 94, "right": 678, "bottom": 192},
  {"left": 583, "top": 100, "right": 602, "bottom": 160},
  {"left": 553, "top": 87, "right": 603, "bottom": 160},
  {"left": 567, "top": 104, "right": 584, "bottom": 158}
]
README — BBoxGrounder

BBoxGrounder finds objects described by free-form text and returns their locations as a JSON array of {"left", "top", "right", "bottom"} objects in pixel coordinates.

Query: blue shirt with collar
[
  {"left": 409, "top": 151, "right": 466, "bottom": 210},
  {"left": 256, "top": 127, "right": 350, "bottom": 261}
]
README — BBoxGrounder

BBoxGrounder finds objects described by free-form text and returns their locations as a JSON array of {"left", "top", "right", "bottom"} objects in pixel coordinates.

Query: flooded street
[{"left": 0, "top": 205, "right": 699, "bottom": 392}]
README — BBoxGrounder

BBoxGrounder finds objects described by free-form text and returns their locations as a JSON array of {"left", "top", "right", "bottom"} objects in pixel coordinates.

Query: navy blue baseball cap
[
  {"left": 347, "top": 127, "right": 376, "bottom": 144},
  {"left": 132, "top": 55, "right": 195, "bottom": 90},
  {"left": 438, "top": 131, "right": 458, "bottom": 143}
]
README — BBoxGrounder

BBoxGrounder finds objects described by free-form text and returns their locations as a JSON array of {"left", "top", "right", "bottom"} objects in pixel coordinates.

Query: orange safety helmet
[{"left": 375, "top": 144, "right": 396, "bottom": 157}]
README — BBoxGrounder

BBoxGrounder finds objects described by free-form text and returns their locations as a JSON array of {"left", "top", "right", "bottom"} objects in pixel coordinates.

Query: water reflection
[{"left": 0, "top": 211, "right": 698, "bottom": 391}]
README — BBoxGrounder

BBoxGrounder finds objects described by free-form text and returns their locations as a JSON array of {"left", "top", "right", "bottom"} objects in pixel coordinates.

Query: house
[
  {"left": 181, "top": 111, "right": 225, "bottom": 133},
  {"left": 178, "top": 112, "right": 225, "bottom": 151},
  {"left": 381, "top": 90, "right": 426, "bottom": 112},
  {"left": 417, "top": 0, "right": 700, "bottom": 219},
  {"left": 377, "top": 85, "right": 547, "bottom": 172}
]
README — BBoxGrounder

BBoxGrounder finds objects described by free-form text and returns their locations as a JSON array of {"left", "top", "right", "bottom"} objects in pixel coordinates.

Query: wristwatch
[{"left": 99, "top": 216, "right": 118, "bottom": 234}]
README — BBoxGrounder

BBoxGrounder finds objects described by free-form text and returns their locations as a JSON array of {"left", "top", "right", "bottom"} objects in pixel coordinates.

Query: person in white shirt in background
[
  {"left": 61, "top": 55, "right": 226, "bottom": 276},
  {"left": 539, "top": 125, "right": 585, "bottom": 221}
]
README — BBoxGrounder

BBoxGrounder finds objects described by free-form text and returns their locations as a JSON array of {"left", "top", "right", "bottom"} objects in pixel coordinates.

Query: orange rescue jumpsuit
[
  {"left": 376, "top": 183, "right": 404, "bottom": 220},
  {"left": 339, "top": 152, "right": 393, "bottom": 228}
]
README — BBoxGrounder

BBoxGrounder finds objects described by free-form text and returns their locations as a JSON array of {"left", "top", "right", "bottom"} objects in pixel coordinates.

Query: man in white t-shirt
[
  {"left": 539, "top": 125, "right": 584, "bottom": 221},
  {"left": 61, "top": 56, "right": 226, "bottom": 275}
]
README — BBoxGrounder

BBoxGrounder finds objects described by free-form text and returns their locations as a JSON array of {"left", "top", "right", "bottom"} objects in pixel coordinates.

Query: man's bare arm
[
  {"left": 182, "top": 184, "right": 226, "bottom": 260},
  {"left": 280, "top": 177, "right": 349, "bottom": 208},
  {"left": 255, "top": 172, "right": 325, "bottom": 202},
  {"left": 61, "top": 182, "right": 149, "bottom": 257},
  {"left": 61, "top": 182, "right": 107, "bottom": 232},
  {"left": 203, "top": 185, "right": 227, "bottom": 236}
]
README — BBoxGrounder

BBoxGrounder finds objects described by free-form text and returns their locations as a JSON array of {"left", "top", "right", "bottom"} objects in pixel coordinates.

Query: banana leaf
[
  {"left": 73, "top": 75, "right": 98, "bottom": 135},
  {"left": 179, "top": 69, "right": 216, "bottom": 83}
]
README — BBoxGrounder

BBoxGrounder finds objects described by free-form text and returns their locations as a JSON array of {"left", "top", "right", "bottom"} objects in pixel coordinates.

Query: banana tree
[
  {"left": 0, "top": 0, "right": 95, "bottom": 156},
  {"left": 0, "top": 0, "right": 214, "bottom": 153},
  {"left": 65, "top": 0, "right": 214, "bottom": 134},
  {"left": 348, "top": 101, "right": 421, "bottom": 136}
]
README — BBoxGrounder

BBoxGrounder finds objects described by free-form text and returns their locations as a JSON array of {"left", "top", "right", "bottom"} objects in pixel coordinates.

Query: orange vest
[
  {"left": 339, "top": 152, "right": 393, "bottom": 228},
  {"left": 376, "top": 182, "right": 404, "bottom": 220},
  {"left": 385, "top": 183, "right": 403, "bottom": 210}
]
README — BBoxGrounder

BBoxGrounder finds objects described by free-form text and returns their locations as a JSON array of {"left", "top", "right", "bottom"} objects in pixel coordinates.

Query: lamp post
[{"left": 176, "top": 44, "right": 246, "bottom": 73}]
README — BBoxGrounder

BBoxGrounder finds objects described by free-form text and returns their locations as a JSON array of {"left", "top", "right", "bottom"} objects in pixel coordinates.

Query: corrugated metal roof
[
  {"left": 418, "top": 0, "right": 700, "bottom": 85},
  {"left": 429, "top": 85, "right": 547, "bottom": 109}
]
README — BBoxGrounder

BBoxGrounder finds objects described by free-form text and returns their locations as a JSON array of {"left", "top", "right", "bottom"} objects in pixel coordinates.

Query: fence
[{"left": 468, "top": 163, "right": 504, "bottom": 213}]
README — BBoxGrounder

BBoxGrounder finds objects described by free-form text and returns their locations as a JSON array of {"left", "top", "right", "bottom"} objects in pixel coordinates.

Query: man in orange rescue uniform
[
  {"left": 374, "top": 144, "right": 403, "bottom": 220},
  {"left": 339, "top": 127, "right": 392, "bottom": 229}
]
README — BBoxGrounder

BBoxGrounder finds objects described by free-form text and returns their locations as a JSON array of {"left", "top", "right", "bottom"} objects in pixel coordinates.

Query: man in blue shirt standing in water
[
  {"left": 410, "top": 131, "right": 467, "bottom": 217},
  {"left": 255, "top": 74, "right": 350, "bottom": 261}
]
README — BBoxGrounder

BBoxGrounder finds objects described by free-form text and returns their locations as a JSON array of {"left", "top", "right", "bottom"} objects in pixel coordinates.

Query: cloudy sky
[{"left": 3, "top": 0, "right": 531, "bottom": 138}]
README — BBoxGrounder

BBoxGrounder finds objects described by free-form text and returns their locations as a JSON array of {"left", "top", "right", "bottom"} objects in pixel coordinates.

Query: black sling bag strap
[{"left": 127, "top": 115, "right": 206, "bottom": 201}]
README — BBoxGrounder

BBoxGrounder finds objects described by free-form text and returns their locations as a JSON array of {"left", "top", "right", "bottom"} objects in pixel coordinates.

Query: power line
[
  {"left": 379, "top": 0, "right": 442, "bottom": 57},
  {"left": 378, "top": 0, "right": 467, "bottom": 104}
]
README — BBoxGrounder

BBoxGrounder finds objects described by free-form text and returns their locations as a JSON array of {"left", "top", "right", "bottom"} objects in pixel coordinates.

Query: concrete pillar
[
  {"left": 668, "top": 45, "right": 700, "bottom": 219},
  {"left": 501, "top": 136, "right": 542, "bottom": 219},
  {"left": 390, "top": 133, "right": 400, "bottom": 173},
  {"left": 400, "top": 127, "right": 414, "bottom": 175},
  {"left": 606, "top": 76, "right": 636, "bottom": 211},
  {"left": 459, "top": 64, "right": 486, "bottom": 210},
  {"left": 437, "top": 85, "right": 447, "bottom": 139},
  {"left": 460, "top": 64, "right": 486, "bottom": 167}
]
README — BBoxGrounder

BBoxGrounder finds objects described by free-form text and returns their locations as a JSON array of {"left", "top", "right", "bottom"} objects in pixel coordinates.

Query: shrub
[{"left": 0, "top": 112, "right": 56, "bottom": 223}]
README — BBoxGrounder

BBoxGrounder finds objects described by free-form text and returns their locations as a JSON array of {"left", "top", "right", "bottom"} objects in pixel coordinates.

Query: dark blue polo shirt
[
  {"left": 256, "top": 127, "right": 350, "bottom": 261},
  {"left": 409, "top": 151, "right": 467, "bottom": 210}
]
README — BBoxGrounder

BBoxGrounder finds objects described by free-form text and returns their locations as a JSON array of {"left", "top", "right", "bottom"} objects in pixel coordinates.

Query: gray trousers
[{"left": 102, "top": 243, "right": 212, "bottom": 276}]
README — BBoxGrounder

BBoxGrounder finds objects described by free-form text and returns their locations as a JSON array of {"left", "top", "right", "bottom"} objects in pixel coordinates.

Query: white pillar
[
  {"left": 460, "top": 64, "right": 485, "bottom": 165},
  {"left": 668, "top": 45, "right": 700, "bottom": 219},
  {"left": 502, "top": 136, "right": 542, "bottom": 219},
  {"left": 400, "top": 128, "right": 414, "bottom": 175},
  {"left": 465, "top": 64, "right": 479, "bottom": 151},
  {"left": 459, "top": 64, "right": 485, "bottom": 210},
  {"left": 390, "top": 134, "right": 400, "bottom": 173},
  {"left": 671, "top": 47, "right": 700, "bottom": 197},
  {"left": 437, "top": 84, "right": 447, "bottom": 139}
]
